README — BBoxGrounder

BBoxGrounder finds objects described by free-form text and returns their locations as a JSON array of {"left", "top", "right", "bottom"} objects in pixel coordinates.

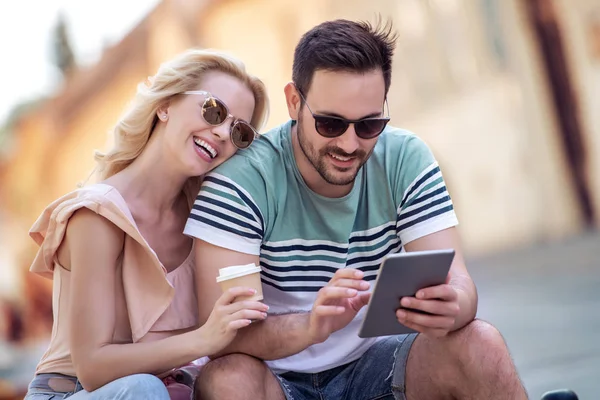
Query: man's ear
[{"left": 284, "top": 82, "right": 302, "bottom": 120}]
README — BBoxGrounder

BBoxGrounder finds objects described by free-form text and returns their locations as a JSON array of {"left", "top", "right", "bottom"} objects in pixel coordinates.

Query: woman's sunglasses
[
  {"left": 297, "top": 90, "right": 390, "bottom": 139},
  {"left": 183, "top": 90, "right": 258, "bottom": 149}
]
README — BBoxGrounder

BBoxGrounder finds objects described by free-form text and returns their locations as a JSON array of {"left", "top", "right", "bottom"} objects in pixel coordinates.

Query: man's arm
[
  {"left": 391, "top": 135, "right": 474, "bottom": 335},
  {"left": 400, "top": 227, "right": 477, "bottom": 334},
  {"left": 195, "top": 240, "right": 370, "bottom": 360},
  {"left": 195, "top": 240, "right": 313, "bottom": 360}
]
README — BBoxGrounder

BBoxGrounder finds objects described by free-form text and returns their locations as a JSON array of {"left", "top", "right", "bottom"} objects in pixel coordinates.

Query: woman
[{"left": 24, "top": 49, "right": 270, "bottom": 399}]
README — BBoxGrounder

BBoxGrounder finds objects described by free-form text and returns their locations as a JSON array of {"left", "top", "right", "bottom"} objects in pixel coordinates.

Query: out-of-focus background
[{"left": 1, "top": 0, "right": 599, "bottom": 398}]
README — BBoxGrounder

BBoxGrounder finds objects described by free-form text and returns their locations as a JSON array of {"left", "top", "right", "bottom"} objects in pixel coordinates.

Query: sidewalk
[{"left": 470, "top": 231, "right": 600, "bottom": 399}]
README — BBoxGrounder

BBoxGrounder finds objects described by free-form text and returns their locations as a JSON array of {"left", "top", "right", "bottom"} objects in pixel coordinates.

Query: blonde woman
[{"left": 24, "top": 49, "right": 270, "bottom": 400}]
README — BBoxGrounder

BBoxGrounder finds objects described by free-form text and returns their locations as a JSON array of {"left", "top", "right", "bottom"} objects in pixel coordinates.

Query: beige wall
[
  {"left": 45, "top": 0, "right": 207, "bottom": 202},
  {"left": 197, "top": 0, "right": 300, "bottom": 130},
  {"left": 0, "top": 214, "right": 24, "bottom": 299},
  {"left": 196, "top": 0, "right": 587, "bottom": 255},
  {"left": 0, "top": 27, "right": 153, "bottom": 301},
  {"left": 2, "top": 111, "right": 54, "bottom": 219},
  {"left": 402, "top": 0, "right": 584, "bottom": 254},
  {"left": 554, "top": 0, "right": 600, "bottom": 226},
  {"left": 147, "top": 0, "right": 197, "bottom": 69},
  {"left": 0, "top": 110, "right": 56, "bottom": 300}
]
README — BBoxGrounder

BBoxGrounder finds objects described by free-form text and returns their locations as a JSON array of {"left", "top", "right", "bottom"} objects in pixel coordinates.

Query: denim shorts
[
  {"left": 24, "top": 373, "right": 78, "bottom": 399},
  {"left": 23, "top": 373, "right": 170, "bottom": 399},
  {"left": 275, "top": 334, "right": 418, "bottom": 400}
]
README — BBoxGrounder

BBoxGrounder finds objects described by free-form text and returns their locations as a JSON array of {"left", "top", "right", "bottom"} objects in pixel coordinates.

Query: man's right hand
[{"left": 307, "top": 269, "right": 371, "bottom": 344}]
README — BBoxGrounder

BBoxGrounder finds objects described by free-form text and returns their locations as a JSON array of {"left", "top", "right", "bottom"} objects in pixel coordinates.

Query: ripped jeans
[{"left": 275, "top": 334, "right": 418, "bottom": 400}]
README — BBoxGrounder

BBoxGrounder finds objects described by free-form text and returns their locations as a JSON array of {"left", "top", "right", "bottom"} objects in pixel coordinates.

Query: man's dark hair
[{"left": 292, "top": 18, "right": 398, "bottom": 97}]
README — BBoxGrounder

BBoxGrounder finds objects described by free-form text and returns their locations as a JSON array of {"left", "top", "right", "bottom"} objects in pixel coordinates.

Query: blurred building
[{"left": 0, "top": 0, "right": 599, "bottom": 343}]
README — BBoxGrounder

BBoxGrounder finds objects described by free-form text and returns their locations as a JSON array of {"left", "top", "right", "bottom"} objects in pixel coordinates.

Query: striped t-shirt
[{"left": 184, "top": 120, "right": 458, "bottom": 374}]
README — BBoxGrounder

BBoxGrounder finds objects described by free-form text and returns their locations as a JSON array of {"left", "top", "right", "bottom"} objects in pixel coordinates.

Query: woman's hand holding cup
[{"left": 197, "top": 286, "right": 268, "bottom": 355}]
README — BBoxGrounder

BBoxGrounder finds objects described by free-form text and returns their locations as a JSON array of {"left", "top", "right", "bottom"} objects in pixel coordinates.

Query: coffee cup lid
[{"left": 216, "top": 264, "right": 261, "bottom": 282}]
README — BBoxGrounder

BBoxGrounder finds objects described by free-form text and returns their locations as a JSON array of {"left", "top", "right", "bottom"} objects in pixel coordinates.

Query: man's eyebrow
[{"left": 315, "top": 110, "right": 383, "bottom": 120}]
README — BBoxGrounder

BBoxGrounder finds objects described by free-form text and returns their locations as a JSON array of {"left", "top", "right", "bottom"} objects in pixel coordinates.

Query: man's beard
[{"left": 296, "top": 116, "right": 371, "bottom": 186}]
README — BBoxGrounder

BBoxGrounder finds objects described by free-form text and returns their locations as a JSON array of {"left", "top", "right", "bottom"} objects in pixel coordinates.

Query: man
[{"left": 184, "top": 19, "right": 529, "bottom": 399}]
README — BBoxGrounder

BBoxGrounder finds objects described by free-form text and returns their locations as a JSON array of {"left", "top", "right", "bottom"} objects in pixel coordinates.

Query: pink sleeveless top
[{"left": 28, "top": 184, "right": 199, "bottom": 376}]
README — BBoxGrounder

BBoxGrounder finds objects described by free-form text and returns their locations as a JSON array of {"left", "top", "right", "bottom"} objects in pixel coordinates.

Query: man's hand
[
  {"left": 395, "top": 280, "right": 461, "bottom": 338},
  {"left": 307, "top": 269, "right": 371, "bottom": 344},
  {"left": 402, "top": 228, "right": 477, "bottom": 332}
]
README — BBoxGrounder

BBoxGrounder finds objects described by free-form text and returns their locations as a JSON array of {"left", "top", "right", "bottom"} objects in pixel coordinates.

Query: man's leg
[
  {"left": 323, "top": 334, "right": 417, "bottom": 400},
  {"left": 193, "top": 354, "right": 286, "bottom": 400},
  {"left": 404, "top": 319, "right": 528, "bottom": 400}
]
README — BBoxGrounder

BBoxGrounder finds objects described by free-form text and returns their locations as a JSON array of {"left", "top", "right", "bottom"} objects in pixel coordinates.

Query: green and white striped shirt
[{"left": 184, "top": 120, "right": 458, "bottom": 374}]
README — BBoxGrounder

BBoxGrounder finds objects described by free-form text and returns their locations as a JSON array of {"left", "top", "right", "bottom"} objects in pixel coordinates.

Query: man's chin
[{"left": 322, "top": 169, "right": 359, "bottom": 186}]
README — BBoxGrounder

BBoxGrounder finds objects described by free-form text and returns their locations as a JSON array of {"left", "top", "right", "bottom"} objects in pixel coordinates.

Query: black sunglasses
[
  {"left": 297, "top": 90, "right": 390, "bottom": 139},
  {"left": 183, "top": 90, "right": 258, "bottom": 149}
]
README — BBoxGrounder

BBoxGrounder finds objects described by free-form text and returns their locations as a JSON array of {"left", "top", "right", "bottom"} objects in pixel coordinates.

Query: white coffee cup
[{"left": 216, "top": 263, "right": 263, "bottom": 301}]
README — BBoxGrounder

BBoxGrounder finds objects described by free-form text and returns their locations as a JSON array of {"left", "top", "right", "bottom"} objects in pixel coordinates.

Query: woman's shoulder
[
  {"left": 28, "top": 183, "right": 136, "bottom": 277},
  {"left": 30, "top": 184, "right": 129, "bottom": 235},
  {"left": 55, "top": 205, "right": 126, "bottom": 275},
  {"left": 64, "top": 206, "right": 125, "bottom": 243}
]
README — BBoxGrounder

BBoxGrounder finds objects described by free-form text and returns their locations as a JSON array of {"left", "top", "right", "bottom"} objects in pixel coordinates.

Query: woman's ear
[{"left": 156, "top": 103, "right": 170, "bottom": 122}]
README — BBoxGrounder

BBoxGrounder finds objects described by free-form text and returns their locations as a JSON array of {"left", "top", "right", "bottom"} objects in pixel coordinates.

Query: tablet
[{"left": 358, "top": 249, "right": 455, "bottom": 338}]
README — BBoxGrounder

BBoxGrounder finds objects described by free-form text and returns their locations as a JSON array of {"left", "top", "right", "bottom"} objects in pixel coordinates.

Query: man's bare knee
[
  {"left": 450, "top": 319, "right": 526, "bottom": 397},
  {"left": 452, "top": 319, "right": 512, "bottom": 369},
  {"left": 193, "top": 354, "right": 283, "bottom": 400},
  {"left": 406, "top": 319, "right": 526, "bottom": 399},
  {"left": 194, "top": 354, "right": 265, "bottom": 400}
]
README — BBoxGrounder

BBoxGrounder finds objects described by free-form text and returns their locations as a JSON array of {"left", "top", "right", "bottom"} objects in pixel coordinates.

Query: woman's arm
[
  {"left": 65, "top": 209, "right": 267, "bottom": 391},
  {"left": 64, "top": 209, "right": 205, "bottom": 391}
]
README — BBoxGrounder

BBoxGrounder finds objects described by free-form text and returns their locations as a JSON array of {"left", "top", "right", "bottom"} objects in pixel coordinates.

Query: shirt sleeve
[
  {"left": 394, "top": 135, "right": 459, "bottom": 245},
  {"left": 184, "top": 158, "right": 267, "bottom": 256}
]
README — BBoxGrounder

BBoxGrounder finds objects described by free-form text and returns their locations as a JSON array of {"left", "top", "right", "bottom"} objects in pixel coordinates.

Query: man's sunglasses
[
  {"left": 297, "top": 90, "right": 390, "bottom": 139},
  {"left": 183, "top": 90, "right": 258, "bottom": 149}
]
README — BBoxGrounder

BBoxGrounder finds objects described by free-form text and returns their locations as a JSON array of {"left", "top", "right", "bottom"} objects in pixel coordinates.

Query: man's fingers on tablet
[
  {"left": 397, "top": 309, "right": 455, "bottom": 330},
  {"left": 349, "top": 292, "right": 371, "bottom": 312},
  {"left": 403, "top": 321, "right": 448, "bottom": 338},
  {"left": 399, "top": 298, "right": 459, "bottom": 317},
  {"left": 416, "top": 284, "right": 457, "bottom": 301},
  {"left": 357, "top": 292, "right": 371, "bottom": 305}
]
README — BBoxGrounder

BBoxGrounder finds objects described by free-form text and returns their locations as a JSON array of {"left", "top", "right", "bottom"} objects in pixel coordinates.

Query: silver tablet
[{"left": 358, "top": 249, "right": 455, "bottom": 338}]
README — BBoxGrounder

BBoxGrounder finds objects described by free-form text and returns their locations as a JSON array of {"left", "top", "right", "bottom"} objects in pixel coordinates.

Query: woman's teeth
[{"left": 194, "top": 138, "right": 217, "bottom": 158}]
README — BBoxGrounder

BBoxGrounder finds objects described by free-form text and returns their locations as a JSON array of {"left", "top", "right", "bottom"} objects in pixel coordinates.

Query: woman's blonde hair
[{"left": 93, "top": 49, "right": 269, "bottom": 186}]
